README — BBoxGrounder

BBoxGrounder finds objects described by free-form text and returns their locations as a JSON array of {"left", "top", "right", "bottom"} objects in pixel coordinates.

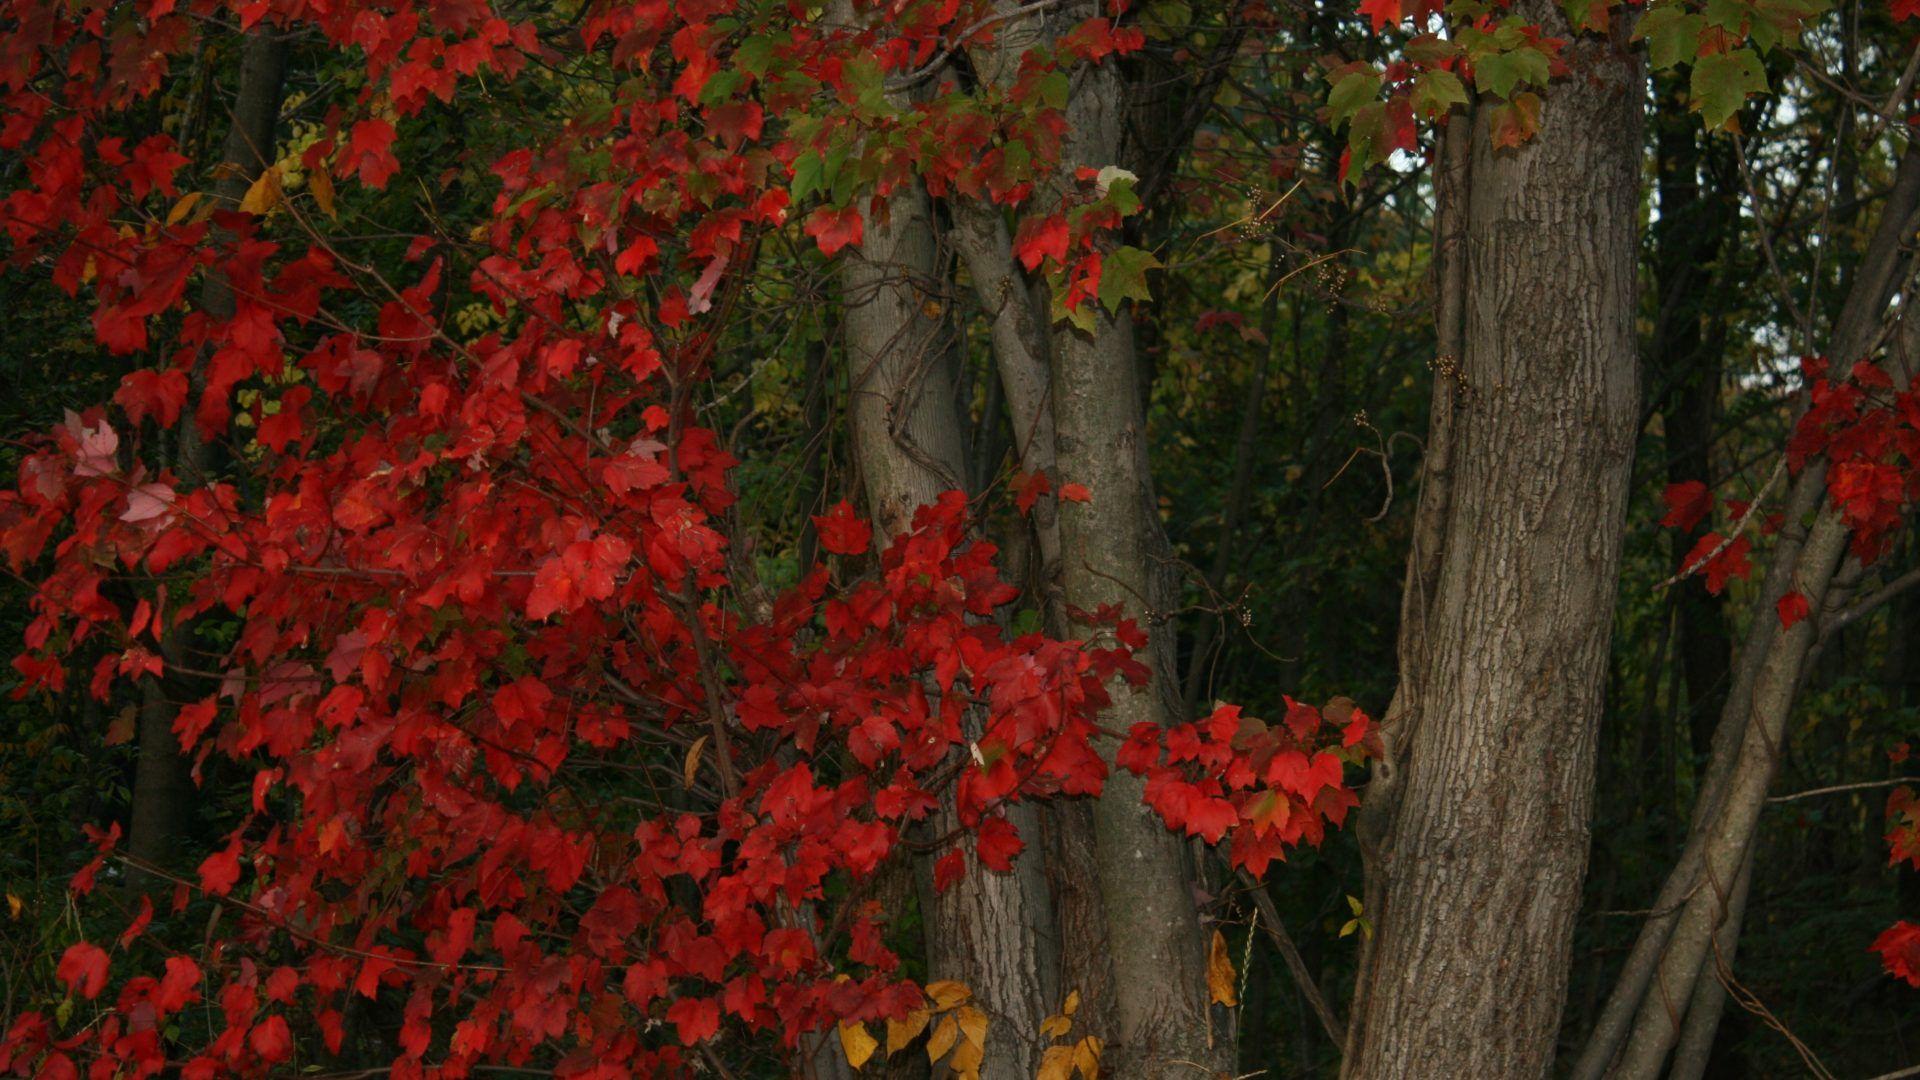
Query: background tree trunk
[
  {"left": 1345, "top": 9, "right": 1645, "bottom": 1075},
  {"left": 1575, "top": 137, "right": 1920, "bottom": 1080},
  {"left": 131, "top": 26, "right": 289, "bottom": 871}
]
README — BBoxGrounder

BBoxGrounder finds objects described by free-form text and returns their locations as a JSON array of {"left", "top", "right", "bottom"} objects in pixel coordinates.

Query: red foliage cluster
[{"left": 0, "top": 0, "right": 1366, "bottom": 1076}]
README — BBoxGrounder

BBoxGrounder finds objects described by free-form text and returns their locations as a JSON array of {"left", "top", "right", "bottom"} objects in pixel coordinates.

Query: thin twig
[
  {"left": 1655, "top": 458, "right": 1788, "bottom": 592},
  {"left": 1767, "top": 776, "right": 1920, "bottom": 803}
]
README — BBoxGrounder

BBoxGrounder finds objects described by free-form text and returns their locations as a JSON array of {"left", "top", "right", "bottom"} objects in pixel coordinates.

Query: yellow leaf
[
  {"left": 1061, "top": 989, "right": 1080, "bottom": 1017},
  {"left": 955, "top": 1005, "right": 988, "bottom": 1050},
  {"left": 309, "top": 167, "right": 336, "bottom": 219},
  {"left": 165, "top": 191, "right": 202, "bottom": 226},
  {"left": 238, "top": 166, "right": 282, "bottom": 216},
  {"left": 1207, "top": 929, "right": 1238, "bottom": 1007},
  {"left": 1040, "top": 1011, "right": 1070, "bottom": 1038},
  {"left": 925, "top": 979, "right": 971, "bottom": 1010},
  {"left": 886, "top": 1008, "right": 929, "bottom": 1054},
  {"left": 1073, "top": 1035, "right": 1102, "bottom": 1079},
  {"left": 949, "top": 1035, "right": 984, "bottom": 1080},
  {"left": 6, "top": 893, "right": 21, "bottom": 920},
  {"left": 1038, "top": 1045, "right": 1075, "bottom": 1080},
  {"left": 839, "top": 1022, "right": 878, "bottom": 1070},
  {"left": 925, "top": 1014, "right": 959, "bottom": 1063},
  {"left": 683, "top": 734, "right": 707, "bottom": 788}
]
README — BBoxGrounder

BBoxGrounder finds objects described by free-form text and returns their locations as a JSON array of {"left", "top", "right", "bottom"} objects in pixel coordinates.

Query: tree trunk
[
  {"left": 1648, "top": 74, "right": 1735, "bottom": 761},
  {"left": 1345, "top": 11, "right": 1644, "bottom": 1075},
  {"left": 1044, "top": 15, "right": 1225, "bottom": 1073},
  {"left": 131, "top": 26, "right": 289, "bottom": 870},
  {"left": 1574, "top": 137, "right": 1920, "bottom": 1080},
  {"left": 838, "top": 160, "right": 1058, "bottom": 1077}
]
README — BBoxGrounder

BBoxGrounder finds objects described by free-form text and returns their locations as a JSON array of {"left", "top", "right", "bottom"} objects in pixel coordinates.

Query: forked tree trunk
[
  {"left": 1044, "top": 12, "right": 1225, "bottom": 1073},
  {"left": 131, "top": 26, "right": 289, "bottom": 870},
  {"left": 1574, "top": 137, "right": 1920, "bottom": 1080},
  {"left": 837, "top": 162, "right": 1059, "bottom": 1077},
  {"left": 1346, "top": 10, "right": 1644, "bottom": 1076}
]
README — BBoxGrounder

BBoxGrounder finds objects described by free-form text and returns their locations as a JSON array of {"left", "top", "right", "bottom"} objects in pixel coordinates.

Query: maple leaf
[
  {"left": 346, "top": 118, "right": 400, "bottom": 189},
  {"left": 933, "top": 849, "right": 966, "bottom": 892},
  {"left": 804, "top": 206, "right": 864, "bottom": 257},
  {"left": 812, "top": 500, "right": 873, "bottom": 556},
  {"left": 1206, "top": 930, "right": 1238, "bottom": 1006},
  {"left": 975, "top": 815, "right": 1024, "bottom": 871},
  {"left": 197, "top": 839, "right": 243, "bottom": 896},
  {"left": 1013, "top": 214, "right": 1069, "bottom": 271},
  {"left": 56, "top": 942, "right": 109, "bottom": 999},
  {"left": 155, "top": 956, "right": 202, "bottom": 1013},
  {"left": 1358, "top": 0, "right": 1401, "bottom": 31},
  {"left": 1660, "top": 480, "right": 1713, "bottom": 532},
  {"left": 248, "top": 1017, "right": 293, "bottom": 1064},
  {"left": 667, "top": 997, "right": 721, "bottom": 1044},
  {"left": 1873, "top": 921, "right": 1920, "bottom": 986},
  {"left": 1681, "top": 532, "right": 1752, "bottom": 595},
  {"left": 68, "top": 415, "right": 118, "bottom": 478},
  {"left": 1776, "top": 590, "right": 1810, "bottom": 630}
]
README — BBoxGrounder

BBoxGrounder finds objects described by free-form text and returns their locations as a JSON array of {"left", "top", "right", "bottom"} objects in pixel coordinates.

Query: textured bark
[
  {"left": 947, "top": 202, "right": 1064, "bottom": 620},
  {"left": 1044, "top": 23, "right": 1223, "bottom": 1074},
  {"left": 839, "top": 164, "right": 1057, "bottom": 1077},
  {"left": 947, "top": 181, "right": 1123, "bottom": 1042},
  {"left": 1574, "top": 138, "right": 1920, "bottom": 1080},
  {"left": 131, "top": 27, "right": 289, "bottom": 870},
  {"left": 1344, "top": 12, "right": 1644, "bottom": 1077}
]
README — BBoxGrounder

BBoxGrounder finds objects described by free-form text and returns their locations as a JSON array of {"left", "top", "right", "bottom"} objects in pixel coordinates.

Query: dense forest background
[{"left": 4, "top": 0, "right": 1920, "bottom": 1076}]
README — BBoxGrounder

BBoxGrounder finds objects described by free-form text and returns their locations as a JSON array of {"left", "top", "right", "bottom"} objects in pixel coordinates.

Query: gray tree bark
[
  {"left": 1043, "top": 11, "right": 1226, "bottom": 1072},
  {"left": 1345, "top": 10, "right": 1645, "bottom": 1076},
  {"left": 837, "top": 146, "right": 1059, "bottom": 1080}
]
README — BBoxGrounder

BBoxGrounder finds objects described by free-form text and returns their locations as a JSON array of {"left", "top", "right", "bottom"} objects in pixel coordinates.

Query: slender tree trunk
[
  {"left": 1345, "top": 11, "right": 1645, "bottom": 1075},
  {"left": 1575, "top": 136, "right": 1920, "bottom": 1080},
  {"left": 1044, "top": 15, "right": 1224, "bottom": 1073},
  {"left": 1648, "top": 74, "right": 1735, "bottom": 761},
  {"left": 131, "top": 26, "right": 289, "bottom": 870},
  {"left": 838, "top": 158, "right": 1058, "bottom": 1078}
]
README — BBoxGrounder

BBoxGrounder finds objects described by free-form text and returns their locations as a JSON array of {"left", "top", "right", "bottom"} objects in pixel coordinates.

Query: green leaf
[
  {"left": 1474, "top": 44, "right": 1549, "bottom": 100},
  {"left": 735, "top": 35, "right": 776, "bottom": 77},
  {"left": 698, "top": 68, "right": 742, "bottom": 107},
  {"left": 1411, "top": 69, "right": 1469, "bottom": 116},
  {"left": 1036, "top": 70, "right": 1070, "bottom": 110},
  {"left": 790, "top": 150, "right": 824, "bottom": 202},
  {"left": 1051, "top": 288, "right": 1098, "bottom": 333},
  {"left": 1691, "top": 47, "right": 1768, "bottom": 130},
  {"left": 1702, "top": 0, "right": 1752, "bottom": 31},
  {"left": 1098, "top": 246, "right": 1161, "bottom": 314},
  {"left": 1633, "top": 6, "right": 1706, "bottom": 70},
  {"left": 1327, "top": 70, "right": 1384, "bottom": 129}
]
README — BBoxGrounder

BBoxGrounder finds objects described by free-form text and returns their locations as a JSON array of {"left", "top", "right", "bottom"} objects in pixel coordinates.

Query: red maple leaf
[
  {"left": 1358, "top": 0, "right": 1401, "bottom": 31},
  {"left": 1013, "top": 214, "right": 1069, "bottom": 271},
  {"left": 1776, "top": 590, "right": 1810, "bottom": 630},
  {"left": 1660, "top": 480, "right": 1713, "bottom": 532},
  {"left": 803, "top": 205, "right": 863, "bottom": 256},
  {"left": 56, "top": 943, "right": 110, "bottom": 1000},
  {"left": 1873, "top": 921, "right": 1920, "bottom": 986},
  {"left": 811, "top": 500, "right": 872, "bottom": 556}
]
